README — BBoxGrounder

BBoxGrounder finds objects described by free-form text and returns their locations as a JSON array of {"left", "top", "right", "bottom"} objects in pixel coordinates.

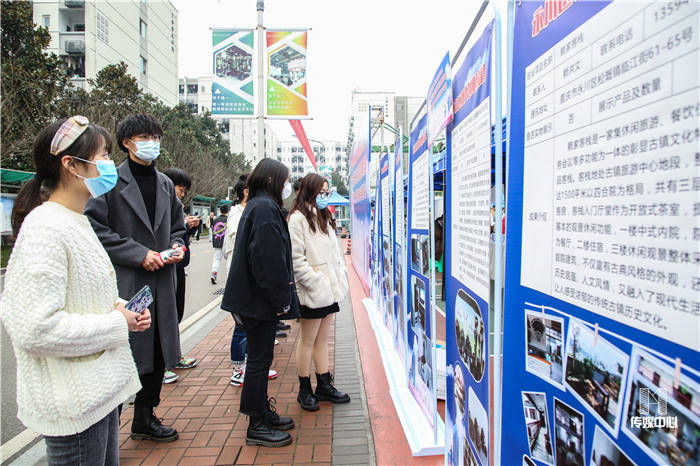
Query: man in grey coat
[{"left": 85, "top": 114, "right": 185, "bottom": 442}]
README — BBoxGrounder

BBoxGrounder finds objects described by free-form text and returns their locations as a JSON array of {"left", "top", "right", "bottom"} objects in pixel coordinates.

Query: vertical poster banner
[
  {"left": 380, "top": 153, "right": 394, "bottom": 332},
  {"left": 407, "top": 114, "right": 436, "bottom": 425},
  {"left": 371, "top": 170, "right": 381, "bottom": 302},
  {"left": 211, "top": 29, "right": 255, "bottom": 115},
  {"left": 445, "top": 22, "right": 493, "bottom": 466},
  {"left": 266, "top": 30, "right": 308, "bottom": 116},
  {"left": 349, "top": 111, "right": 371, "bottom": 293},
  {"left": 502, "top": 2, "right": 700, "bottom": 466},
  {"left": 426, "top": 52, "right": 454, "bottom": 148},
  {"left": 393, "top": 133, "right": 408, "bottom": 367}
]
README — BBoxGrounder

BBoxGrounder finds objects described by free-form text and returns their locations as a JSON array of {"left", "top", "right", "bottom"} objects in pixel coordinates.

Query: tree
[
  {"left": 1, "top": 1, "right": 70, "bottom": 170},
  {"left": 330, "top": 168, "right": 349, "bottom": 196}
]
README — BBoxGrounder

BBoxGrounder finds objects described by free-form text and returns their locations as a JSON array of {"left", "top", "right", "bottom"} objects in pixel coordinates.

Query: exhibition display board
[
  {"left": 349, "top": 110, "right": 371, "bottom": 293},
  {"left": 501, "top": 2, "right": 700, "bottom": 466},
  {"left": 407, "top": 114, "right": 437, "bottom": 426},
  {"left": 444, "top": 21, "right": 494, "bottom": 466},
  {"left": 392, "top": 132, "right": 408, "bottom": 369},
  {"left": 379, "top": 154, "right": 394, "bottom": 333}
]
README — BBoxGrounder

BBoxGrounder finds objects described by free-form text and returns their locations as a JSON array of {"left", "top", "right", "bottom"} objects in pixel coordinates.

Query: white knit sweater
[{"left": 0, "top": 202, "right": 141, "bottom": 436}]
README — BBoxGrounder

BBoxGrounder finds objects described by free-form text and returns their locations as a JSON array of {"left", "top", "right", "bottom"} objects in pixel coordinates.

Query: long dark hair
[
  {"left": 246, "top": 158, "right": 289, "bottom": 207},
  {"left": 234, "top": 174, "right": 249, "bottom": 205},
  {"left": 12, "top": 119, "right": 112, "bottom": 236},
  {"left": 289, "top": 173, "right": 335, "bottom": 235}
]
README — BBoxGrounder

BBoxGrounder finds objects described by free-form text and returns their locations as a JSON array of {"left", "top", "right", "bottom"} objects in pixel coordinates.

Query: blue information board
[
  {"left": 392, "top": 133, "right": 408, "bottom": 368},
  {"left": 502, "top": 2, "right": 699, "bottom": 465},
  {"left": 444, "top": 21, "right": 494, "bottom": 466}
]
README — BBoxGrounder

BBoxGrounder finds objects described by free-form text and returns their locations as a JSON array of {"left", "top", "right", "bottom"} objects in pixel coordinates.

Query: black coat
[
  {"left": 85, "top": 161, "right": 185, "bottom": 374},
  {"left": 221, "top": 193, "right": 300, "bottom": 322}
]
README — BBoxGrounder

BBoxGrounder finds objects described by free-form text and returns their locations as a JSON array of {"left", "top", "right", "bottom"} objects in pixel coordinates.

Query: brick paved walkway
[{"left": 117, "top": 300, "right": 369, "bottom": 466}]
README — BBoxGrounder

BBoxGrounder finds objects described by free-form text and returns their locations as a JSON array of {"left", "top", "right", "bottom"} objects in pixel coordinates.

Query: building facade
[
  {"left": 33, "top": 0, "right": 179, "bottom": 106},
  {"left": 276, "top": 140, "right": 348, "bottom": 185}
]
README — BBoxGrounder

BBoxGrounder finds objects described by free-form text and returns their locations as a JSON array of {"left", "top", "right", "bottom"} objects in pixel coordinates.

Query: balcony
[{"left": 64, "top": 0, "right": 85, "bottom": 8}]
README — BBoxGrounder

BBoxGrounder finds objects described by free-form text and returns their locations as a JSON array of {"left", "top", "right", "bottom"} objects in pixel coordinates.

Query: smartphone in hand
[{"left": 126, "top": 285, "right": 153, "bottom": 314}]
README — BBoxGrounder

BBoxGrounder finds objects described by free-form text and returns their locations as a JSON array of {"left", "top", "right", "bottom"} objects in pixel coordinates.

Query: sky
[{"left": 172, "top": 0, "right": 488, "bottom": 142}]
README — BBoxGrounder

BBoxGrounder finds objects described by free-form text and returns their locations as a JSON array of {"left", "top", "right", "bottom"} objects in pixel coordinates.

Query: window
[
  {"left": 187, "top": 84, "right": 198, "bottom": 94},
  {"left": 178, "top": 84, "right": 184, "bottom": 94},
  {"left": 139, "top": 56, "right": 147, "bottom": 75},
  {"left": 200, "top": 86, "right": 206, "bottom": 93},
  {"left": 187, "top": 103, "right": 197, "bottom": 114},
  {"left": 42, "top": 15, "right": 50, "bottom": 28},
  {"left": 96, "top": 12, "right": 109, "bottom": 43},
  {"left": 139, "top": 20, "right": 147, "bottom": 39}
]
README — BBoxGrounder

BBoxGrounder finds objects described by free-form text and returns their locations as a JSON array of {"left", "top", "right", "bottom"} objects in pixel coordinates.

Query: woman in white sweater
[
  {"left": 288, "top": 174, "right": 350, "bottom": 411},
  {"left": 1, "top": 117, "right": 149, "bottom": 465}
]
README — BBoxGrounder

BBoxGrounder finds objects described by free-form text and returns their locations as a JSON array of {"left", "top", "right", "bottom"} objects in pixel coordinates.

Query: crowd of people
[{"left": 0, "top": 113, "right": 351, "bottom": 464}]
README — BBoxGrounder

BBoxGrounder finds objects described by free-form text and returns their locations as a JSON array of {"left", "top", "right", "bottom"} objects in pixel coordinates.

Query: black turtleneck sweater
[{"left": 128, "top": 157, "right": 157, "bottom": 226}]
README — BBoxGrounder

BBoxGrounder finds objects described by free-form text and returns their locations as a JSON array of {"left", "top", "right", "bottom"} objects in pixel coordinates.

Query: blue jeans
[
  {"left": 230, "top": 326, "right": 247, "bottom": 365},
  {"left": 44, "top": 408, "right": 119, "bottom": 466}
]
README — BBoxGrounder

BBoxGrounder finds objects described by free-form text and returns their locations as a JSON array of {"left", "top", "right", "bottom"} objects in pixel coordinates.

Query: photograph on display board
[
  {"left": 590, "top": 426, "right": 635, "bottom": 466},
  {"left": 394, "top": 244, "right": 403, "bottom": 297},
  {"left": 455, "top": 364, "right": 466, "bottom": 421},
  {"left": 455, "top": 289, "right": 486, "bottom": 382},
  {"left": 564, "top": 320, "right": 629, "bottom": 435},
  {"left": 554, "top": 398, "right": 585, "bottom": 466},
  {"left": 409, "top": 325, "right": 433, "bottom": 409},
  {"left": 410, "top": 233, "right": 429, "bottom": 274},
  {"left": 468, "top": 386, "right": 488, "bottom": 465},
  {"left": 522, "top": 392, "right": 554, "bottom": 465},
  {"left": 526, "top": 310, "right": 565, "bottom": 389},
  {"left": 410, "top": 275, "right": 427, "bottom": 330},
  {"left": 621, "top": 348, "right": 700, "bottom": 466}
]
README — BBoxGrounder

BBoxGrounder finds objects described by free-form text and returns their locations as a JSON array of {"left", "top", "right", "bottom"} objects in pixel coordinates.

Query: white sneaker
[
  {"left": 230, "top": 367, "right": 245, "bottom": 386},
  {"left": 230, "top": 367, "right": 277, "bottom": 386},
  {"left": 274, "top": 339, "right": 279, "bottom": 345}
]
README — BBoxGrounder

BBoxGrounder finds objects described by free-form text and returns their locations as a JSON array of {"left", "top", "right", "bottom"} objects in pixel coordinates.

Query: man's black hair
[
  {"left": 162, "top": 168, "right": 192, "bottom": 189},
  {"left": 116, "top": 113, "right": 164, "bottom": 153},
  {"left": 219, "top": 204, "right": 230, "bottom": 214}
]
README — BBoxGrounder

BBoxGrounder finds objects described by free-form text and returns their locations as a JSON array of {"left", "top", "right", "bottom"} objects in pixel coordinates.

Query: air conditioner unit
[
  {"left": 65, "top": 40, "right": 85, "bottom": 54},
  {"left": 64, "top": 0, "right": 85, "bottom": 7}
]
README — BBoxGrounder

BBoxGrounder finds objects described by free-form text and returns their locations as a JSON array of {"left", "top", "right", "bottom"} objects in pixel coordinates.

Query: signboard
[
  {"left": 212, "top": 29, "right": 255, "bottom": 115},
  {"left": 501, "top": 2, "right": 700, "bottom": 466},
  {"left": 266, "top": 30, "right": 309, "bottom": 116},
  {"left": 444, "top": 21, "right": 493, "bottom": 466},
  {"left": 392, "top": 132, "right": 408, "bottom": 366},
  {"left": 349, "top": 110, "right": 371, "bottom": 293},
  {"left": 426, "top": 52, "right": 454, "bottom": 148},
  {"left": 407, "top": 114, "right": 436, "bottom": 425}
]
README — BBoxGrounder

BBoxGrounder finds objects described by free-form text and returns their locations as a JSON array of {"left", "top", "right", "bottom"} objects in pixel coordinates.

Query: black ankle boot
[
  {"left": 297, "top": 376, "right": 319, "bottom": 411},
  {"left": 131, "top": 405, "right": 179, "bottom": 442},
  {"left": 264, "top": 397, "right": 294, "bottom": 431},
  {"left": 315, "top": 372, "right": 350, "bottom": 404},
  {"left": 246, "top": 416, "right": 292, "bottom": 447}
]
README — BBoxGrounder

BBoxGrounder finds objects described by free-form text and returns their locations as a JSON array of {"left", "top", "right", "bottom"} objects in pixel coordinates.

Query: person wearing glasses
[
  {"left": 1, "top": 116, "right": 149, "bottom": 465},
  {"left": 85, "top": 114, "right": 186, "bottom": 442},
  {"left": 288, "top": 174, "right": 350, "bottom": 411}
]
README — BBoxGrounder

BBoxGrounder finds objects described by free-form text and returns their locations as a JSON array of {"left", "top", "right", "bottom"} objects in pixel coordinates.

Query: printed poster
[
  {"left": 379, "top": 153, "right": 394, "bottom": 332},
  {"left": 426, "top": 51, "right": 454, "bottom": 148},
  {"left": 393, "top": 132, "right": 408, "bottom": 367},
  {"left": 266, "top": 30, "right": 309, "bottom": 116},
  {"left": 349, "top": 110, "right": 371, "bottom": 293},
  {"left": 501, "top": 2, "right": 700, "bottom": 466},
  {"left": 407, "top": 114, "right": 436, "bottom": 425},
  {"left": 212, "top": 29, "right": 255, "bottom": 115},
  {"left": 444, "top": 21, "right": 493, "bottom": 466}
]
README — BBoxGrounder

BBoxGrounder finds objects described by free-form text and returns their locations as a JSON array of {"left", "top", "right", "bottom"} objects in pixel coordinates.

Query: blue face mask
[
  {"left": 129, "top": 139, "right": 160, "bottom": 162},
  {"left": 316, "top": 194, "right": 329, "bottom": 210},
  {"left": 72, "top": 157, "right": 118, "bottom": 198}
]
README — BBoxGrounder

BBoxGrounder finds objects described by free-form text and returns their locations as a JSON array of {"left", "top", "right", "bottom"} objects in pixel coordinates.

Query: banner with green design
[
  {"left": 266, "top": 30, "right": 308, "bottom": 116},
  {"left": 211, "top": 29, "right": 255, "bottom": 116}
]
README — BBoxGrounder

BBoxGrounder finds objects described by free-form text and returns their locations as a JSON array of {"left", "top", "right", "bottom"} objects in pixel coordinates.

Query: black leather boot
[
  {"left": 297, "top": 376, "right": 319, "bottom": 411},
  {"left": 246, "top": 416, "right": 292, "bottom": 447},
  {"left": 276, "top": 321, "right": 291, "bottom": 330},
  {"left": 131, "top": 405, "right": 179, "bottom": 442},
  {"left": 315, "top": 372, "right": 350, "bottom": 404},
  {"left": 264, "top": 397, "right": 295, "bottom": 431}
]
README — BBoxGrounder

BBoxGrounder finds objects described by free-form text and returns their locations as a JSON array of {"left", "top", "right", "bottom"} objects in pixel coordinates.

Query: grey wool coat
[{"left": 85, "top": 161, "right": 185, "bottom": 374}]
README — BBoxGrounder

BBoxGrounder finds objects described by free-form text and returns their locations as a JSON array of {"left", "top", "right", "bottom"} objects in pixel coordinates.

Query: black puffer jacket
[{"left": 221, "top": 193, "right": 300, "bottom": 321}]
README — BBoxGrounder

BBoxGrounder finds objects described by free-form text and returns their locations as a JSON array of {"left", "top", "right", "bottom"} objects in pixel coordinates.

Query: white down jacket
[{"left": 288, "top": 210, "right": 349, "bottom": 309}]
